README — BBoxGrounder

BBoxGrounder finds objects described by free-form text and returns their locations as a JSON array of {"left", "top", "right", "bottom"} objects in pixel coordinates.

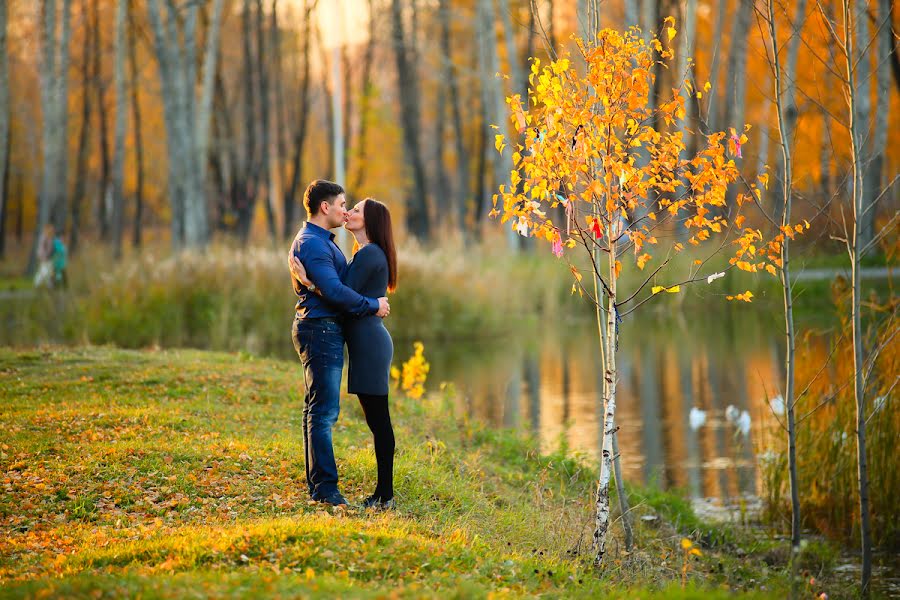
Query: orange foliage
[{"left": 492, "top": 25, "right": 808, "bottom": 303}]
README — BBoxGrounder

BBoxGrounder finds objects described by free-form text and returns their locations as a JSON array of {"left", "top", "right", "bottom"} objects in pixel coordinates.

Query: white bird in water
[
  {"left": 725, "top": 405, "right": 740, "bottom": 423},
  {"left": 769, "top": 395, "right": 785, "bottom": 415},
  {"left": 689, "top": 407, "right": 707, "bottom": 430},
  {"left": 736, "top": 410, "right": 752, "bottom": 436}
]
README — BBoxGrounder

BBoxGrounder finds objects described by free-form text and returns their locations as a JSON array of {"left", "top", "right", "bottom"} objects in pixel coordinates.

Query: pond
[{"left": 414, "top": 306, "right": 788, "bottom": 510}]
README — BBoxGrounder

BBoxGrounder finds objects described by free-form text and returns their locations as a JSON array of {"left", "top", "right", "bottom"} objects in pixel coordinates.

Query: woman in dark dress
[{"left": 292, "top": 198, "right": 397, "bottom": 509}]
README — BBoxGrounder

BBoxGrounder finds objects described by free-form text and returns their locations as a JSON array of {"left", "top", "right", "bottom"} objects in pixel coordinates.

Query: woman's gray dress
[{"left": 343, "top": 244, "right": 394, "bottom": 395}]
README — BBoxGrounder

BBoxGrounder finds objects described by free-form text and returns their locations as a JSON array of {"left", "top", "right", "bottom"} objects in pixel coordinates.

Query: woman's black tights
[{"left": 357, "top": 393, "right": 395, "bottom": 500}]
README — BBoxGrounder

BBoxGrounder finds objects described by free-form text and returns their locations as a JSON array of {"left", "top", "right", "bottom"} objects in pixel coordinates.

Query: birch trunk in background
[
  {"left": 723, "top": 0, "right": 752, "bottom": 209},
  {"left": 640, "top": 0, "right": 657, "bottom": 113},
  {"left": 111, "top": 0, "right": 127, "bottom": 258},
  {"left": 704, "top": 0, "right": 728, "bottom": 132},
  {"left": 867, "top": 0, "right": 891, "bottom": 248},
  {"left": 284, "top": 0, "right": 316, "bottom": 237},
  {"left": 438, "top": 0, "right": 469, "bottom": 235},
  {"left": 0, "top": 0, "right": 9, "bottom": 259},
  {"left": 70, "top": 0, "right": 93, "bottom": 255},
  {"left": 54, "top": 0, "right": 72, "bottom": 234},
  {"left": 128, "top": 0, "right": 144, "bottom": 247},
  {"left": 255, "top": 0, "right": 276, "bottom": 241},
  {"left": 772, "top": 0, "right": 808, "bottom": 222},
  {"left": 91, "top": 0, "right": 111, "bottom": 240},
  {"left": 765, "top": 0, "right": 801, "bottom": 563},
  {"left": 197, "top": 0, "right": 225, "bottom": 224},
  {"left": 147, "top": 0, "right": 220, "bottom": 247},
  {"left": 476, "top": 0, "right": 515, "bottom": 248},
  {"left": 676, "top": 0, "right": 697, "bottom": 153},
  {"left": 391, "top": 0, "right": 430, "bottom": 240},
  {"left": 624, "top": 0, "right": 639, "bottom": 29},
  {"left": 852, "top": 0, "right": 872, "bottom": 249},
  {"left": 843, "top": 0, "right": 873, "bottom": 591},
  {"left": 350, "top": 0, "right": 375, "bottom": 195}
]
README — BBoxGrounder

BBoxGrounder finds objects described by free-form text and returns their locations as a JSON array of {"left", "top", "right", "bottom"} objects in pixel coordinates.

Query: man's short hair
[{"left": 304, "top": 180, "right": 345, "bottom": 216}]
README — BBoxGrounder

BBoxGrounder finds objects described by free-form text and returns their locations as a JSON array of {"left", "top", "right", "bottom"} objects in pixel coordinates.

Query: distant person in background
[
  {"left": 33, "top": 224, "right": 55, "bottom": 288},
  {"left": 51, "top": 228, "right": 68, "bottom": 288}
]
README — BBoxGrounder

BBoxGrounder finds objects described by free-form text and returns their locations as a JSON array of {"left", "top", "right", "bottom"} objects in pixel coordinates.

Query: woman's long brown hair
[{"left": 362, "top": 198, "right": 398, "bottom": 292}]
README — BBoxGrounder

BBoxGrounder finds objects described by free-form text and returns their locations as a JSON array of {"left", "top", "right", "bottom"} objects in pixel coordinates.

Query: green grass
[{"left": 0, "top": 347, "right": 846, "bottom": 598}]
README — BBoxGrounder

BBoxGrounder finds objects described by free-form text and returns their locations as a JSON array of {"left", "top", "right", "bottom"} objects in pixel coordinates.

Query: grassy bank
[{"left": 0, "top": 347, "right": 856, "bottom": 598}]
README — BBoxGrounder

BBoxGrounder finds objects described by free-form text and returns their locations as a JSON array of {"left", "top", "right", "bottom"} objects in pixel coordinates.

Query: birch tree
[
  {"left": 771, "top": 0, "right": 808, "bottom": 221},
  {"left": 284, "top": 0, "right": 317, "bottom": 237},
  {"left": 703, "top": 0, "right": 728, "bottom": 132},
  {"left": 437, "top": 0, "right": 470, "bottom": 234},
  {"left": 128, "top": 0, "right": 144, "bottom": 247},
  {"left": 70, "top": 0, "right": 92, "bottom": 254},
  {"left": 723, "top": 0, "right": 752, "bottom": 209},
  {"left": 111, "top": 0, "right": 128, "bottom": 258},
  {"left": 477, "top": 0, "right": 515, "bottom": 248},
  {"left": 391, "top": 0, "right": 430, "bottom": 239},
  {"left": 146, "top": 0, "right": 223, "bottom": 248},
  {"left": 865, "top": 0, "right": 892, "bottom": 249},
  {"left": 762, "top": 0, "right": 804, "bottom": 563},
  {"left": 0, "top": 0, "right": 9, "bottom": 259},
  {"left": 493, "top": 24, "right": 795, "bottom": 566}
]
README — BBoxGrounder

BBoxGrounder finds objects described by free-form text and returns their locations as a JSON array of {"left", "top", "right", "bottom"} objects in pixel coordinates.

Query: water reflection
[{"left": 418, "top": 308, "right": 784, "bottom": 505}]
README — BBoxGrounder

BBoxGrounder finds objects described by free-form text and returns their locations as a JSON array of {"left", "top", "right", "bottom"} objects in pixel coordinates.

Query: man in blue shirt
[{"left": 289, "top": 180, "right": 389, "bottom": 506}]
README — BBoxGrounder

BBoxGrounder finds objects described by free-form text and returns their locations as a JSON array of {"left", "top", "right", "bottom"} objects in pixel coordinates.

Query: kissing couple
[{"left": 288, "top": 179, "right": 398, "bottom": 509}]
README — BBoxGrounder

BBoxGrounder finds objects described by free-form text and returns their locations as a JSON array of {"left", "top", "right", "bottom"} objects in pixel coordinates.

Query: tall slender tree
[
  {"left": 92, "top": 0, "right": 111, "bottom": 239},
  {"left": 764, "top": 0, "right": 803, "bottom": 565},
  {"left": 865, "top": 0, "right": 891, "bottom": 249},
  {"left": 0, "top": 0, "right": 10, "bottom": 259},
  {"left": 284, "top": 0, "right": 317, "bottom": 237},
  {"left": 771, "top": 0, "right": 808, "bottom": 222},
  {"left": 111, "top": 0, "right": 128, "bottom": 258},
  {"left": 255, "top": 0, "right": 275, "bottom": 240},
  {"left": 438, "top": 0, "right": 470, "bottom": 234},
  {"left": 128, "top": 0, "right": 144, "bottom": 248},
  {"left": 350, "top": 0, "right": 376, "bottom": 195},
  {"left": 391, "top": 0, "right": 430, "bottom": 239},
  {"left": 70, "top": 0, "right": 93, "bottom": 254},
  {"left": 146, "top": 0, "right": 221, "bottom": 247},
  {"left": 723, "top": 0, "right": 752, "bottom": 209}
]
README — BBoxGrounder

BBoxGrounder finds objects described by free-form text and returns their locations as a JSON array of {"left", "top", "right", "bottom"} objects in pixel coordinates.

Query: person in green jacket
[{"left": 51, "top": 230, "right": 67, "bottom": 288}]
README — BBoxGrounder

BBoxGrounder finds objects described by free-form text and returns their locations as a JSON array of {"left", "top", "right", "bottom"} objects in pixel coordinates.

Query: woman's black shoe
[{"left": 362, "top": 495, "right": 395, "bottom": 510}]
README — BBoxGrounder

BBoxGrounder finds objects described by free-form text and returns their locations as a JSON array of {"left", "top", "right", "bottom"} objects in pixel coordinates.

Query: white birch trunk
[
  {"left": 843, "top": 0, "right": 873, "bottom": 591},
  {"left": 765, "top": 0, "right": 801, "bottom": 558},
  {"left": 54, "top": 0, "right": 72, "bottom": 231},
  {"left": 146, "top": 0, "right": 185, "bottom": 245},
  {"left": 772, "top": 0, "right": 808, "bottom": 221},
  {"left": 478, "top": 0, "right": 516, "bottom": 249},
  {"left": 111, "top": 0, "right": 127, "bottom": 258},
  {"left": 723, "top": 0, "right": 752, "bottom": 209},
  {"left": 196, "top": 0, "right": 225, "bottom": 235},
  {"left": 592, "top": 229, "right": 618, "bottom": 566},
  {"left": 704, "top": 0, "right": 728, "bottom": 132}
]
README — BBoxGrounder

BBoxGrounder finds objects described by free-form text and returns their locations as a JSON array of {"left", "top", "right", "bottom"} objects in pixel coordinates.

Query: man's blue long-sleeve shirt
[{"left": 291, "top": 222, "right": 379, "bottom": 319}]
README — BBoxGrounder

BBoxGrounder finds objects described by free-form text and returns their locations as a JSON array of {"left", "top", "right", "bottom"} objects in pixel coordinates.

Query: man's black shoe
[{"left": 318, "top": 492, "right": 349, "bottom": 507}]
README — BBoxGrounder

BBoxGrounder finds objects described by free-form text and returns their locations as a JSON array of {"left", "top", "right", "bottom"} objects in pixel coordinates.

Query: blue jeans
[{"left": 292, "top": 316, "right": 344, "bottom": 499}]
